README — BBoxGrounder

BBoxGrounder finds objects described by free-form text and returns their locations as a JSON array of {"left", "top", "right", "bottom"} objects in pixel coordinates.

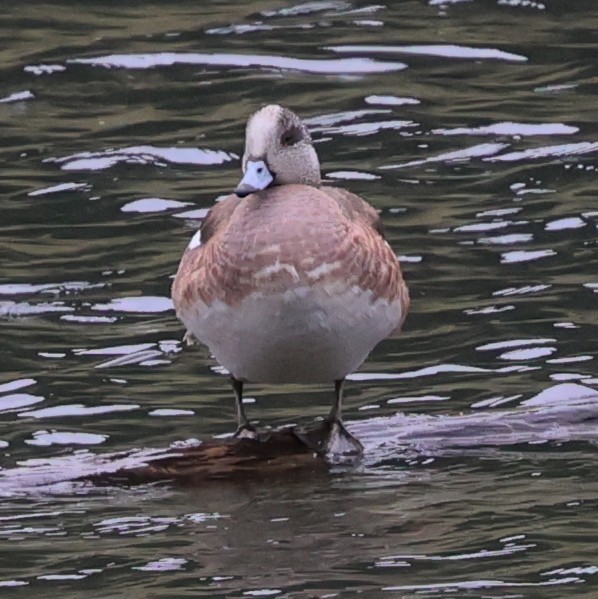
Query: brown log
[{"left": 86, "top": 427, "right": 327, "bottom": 486}]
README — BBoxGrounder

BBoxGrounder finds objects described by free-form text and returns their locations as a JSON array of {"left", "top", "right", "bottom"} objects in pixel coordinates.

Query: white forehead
[{"left": 245, "top": 105, "right": 284, "bottom": 158}]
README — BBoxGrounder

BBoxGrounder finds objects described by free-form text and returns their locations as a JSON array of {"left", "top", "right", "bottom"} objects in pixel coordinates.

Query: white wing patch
[{"left": 188, "top": 229, "right": 202, "bottom": 250}]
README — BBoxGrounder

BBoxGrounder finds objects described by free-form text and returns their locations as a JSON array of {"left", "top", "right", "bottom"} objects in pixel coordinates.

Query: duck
[{"left": 171, "top": 104, "right": 409, "bottom": 459}]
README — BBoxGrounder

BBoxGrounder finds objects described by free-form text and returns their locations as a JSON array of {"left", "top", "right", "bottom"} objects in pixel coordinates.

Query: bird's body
[
  {"left": 171, "top": 105, "right": 409, "bottom": 458},
  {"left": 173, "top": 184, "right": 406, "bottom": 384}
]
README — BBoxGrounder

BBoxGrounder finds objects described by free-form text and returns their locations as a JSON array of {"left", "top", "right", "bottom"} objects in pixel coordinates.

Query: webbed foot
[
  {"left": 233, "top": 423, "right": 258, "bottom": 440},
  {"left": 293, "top": 418, "right": 363, "bottom": 464}
]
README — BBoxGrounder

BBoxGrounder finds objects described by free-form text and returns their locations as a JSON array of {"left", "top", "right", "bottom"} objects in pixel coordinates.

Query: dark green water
[{"left": 1, "top": 1, "right": 597, "bottom": 596}]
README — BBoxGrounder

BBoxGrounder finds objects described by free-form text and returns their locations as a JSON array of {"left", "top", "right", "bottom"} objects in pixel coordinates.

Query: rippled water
[{"left": 1, "top": 1, "right": 597, "bottom": 596}]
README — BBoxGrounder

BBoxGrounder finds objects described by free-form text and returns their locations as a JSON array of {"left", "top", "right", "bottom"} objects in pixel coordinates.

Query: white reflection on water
[
  {"left": 74, "top": 343, "right": 156, "bottom": 357},
  {"left": 0, "top": 379, "right": 36, "bottom": 394},
  {"left": 351, "top": 363, "right": 492, "bottom": 381},
  {"left": 307, "top": 108, "right": 419, "bottom": 136},
  {"left": 387, "top": 394, "right": 449, "bottom": 405},
  {"left": 261, "top": 1, "right": 351, "bottom": 18},
  {"left": 72, "top": 339, "right": 181, "bottom": 369},
  {"left": 60, "top": 315, "right": 117, "bottom": 324},
  {"left": 471, "top": 394, "right": 523, "bottom": 408},
  {"left": 326, "top": 170, "right": 380, "bottom": 180},
  {"left": 28, "top": 182, "right": 90, "bottom": 197},
  {"left": 493, "top": 284, "right": 551, "bottom": 296},
  {"left": 174, "top": 207, "right": 210, "bottom": 220},
  {"left": 365, "top": 94, "right": 420, "bottom": 106},
  {"left": 548, "top": 355, "right": 593, "bottom": 364},
  {"left": 0, "top": 281, "right": 105, "bottom": 296},
  {"left": 499, "top": 346, "right": 556, "bottom": 360},
  {"left": 305, "top": 108, "right": 389, "bottom": 126},
  {"left": 476, "top": 338, "right": 556, "bottom": 351},
  {"left": 381, "top": 142, "right": 508, "bottom": 169},
  {"left": 379, "top": 536, "right": 535, "bottom": 563},
  {"left": 383, "top": 576, "right": 581, "bottom": 593},
  {"left": 91, "top": 296, "right": 173, "bottom": 313},
  {"left": 46, "top": 146, "right": 237, "bottom": 171},
  {"left": 25, "top": 431, "right": 108, "bottom": 447},
  {"left": 0, "top": 301, "right": 73, "bottom": 317},
  {"left": 23, "top": 64, "right": 65, "bottom": 75},
  {"left": 454, "top": 220, "right": 525, "bottom": 233},
  {"left": 478, "top": 233, "right": 533, "bottom": 245},
  {"left": 68, "top": 52, "right": 407, "bottom": 74},
  {"left": 0, "top": 394, "right": 44, "bottom": 414},
  {"left": 500, "top": 249, "right": 557, "bottom": 264},
  {"left": 37, "top": 574, "right": 87, "bottom": 581},
  {"left": 327, "top": 43, "right": 527, "bottom": 61},
  {"left": 322, "top": 118, "right": 415, "bottom": 136},
  {"left": 432, "top": 122, "right": 578, "bottom": 136},
  {"left": 477, "top": 207, "right": 522, "bottom": 217},
  {"left": 133, "top": 557, "right": 188, "bottom": 572},
  {"left": 486, "top": 141, "right": 598, "bottom": 162},
  {"left": 20, "top": 404, "right": 138, "bottom": 420},
  {"left": 149, "top": 409, "right": 194, "bottom": 417},
  {"left": 0, "top": 90, "right": 35, "bottom": 104},
  {"left": 352, "top": 382, "right": 598, "bottom": 457},
  {"left": 545, "top": 216, "right": 586, "bottom": 231},
  {"left": 121, "top": 198, "right": 192, "bottom": 214},
  {"left": 464, "top": 305, "right": 515, "bottom": 315}
]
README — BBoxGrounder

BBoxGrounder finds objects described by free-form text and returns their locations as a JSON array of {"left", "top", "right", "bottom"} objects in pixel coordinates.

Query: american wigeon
[{"left": 172, "top": 105, "right": 409, "bottom": 458}]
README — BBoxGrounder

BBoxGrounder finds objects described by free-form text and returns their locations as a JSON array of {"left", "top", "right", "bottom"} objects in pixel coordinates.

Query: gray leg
[
  {"left": 328, "top": 379, "right": 344, "bottom": 422},
  {"left": 232, "top": 377, "right": 256, "bottom": 438}
]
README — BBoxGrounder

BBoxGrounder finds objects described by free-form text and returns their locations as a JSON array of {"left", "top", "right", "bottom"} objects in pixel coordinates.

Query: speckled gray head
[{"left": 235, "top": 104, "right": 321, "bottom": 197}]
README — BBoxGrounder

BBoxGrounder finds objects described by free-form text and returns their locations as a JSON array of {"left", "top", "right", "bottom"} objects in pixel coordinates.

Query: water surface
[{"left": 1, "top": 1, "right": 597, "bottom": 596}]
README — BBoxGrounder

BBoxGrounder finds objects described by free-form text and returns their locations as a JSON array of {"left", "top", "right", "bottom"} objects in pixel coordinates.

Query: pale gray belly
[{"left": 181, "top": 284, "right": 403, "bottom": 383}]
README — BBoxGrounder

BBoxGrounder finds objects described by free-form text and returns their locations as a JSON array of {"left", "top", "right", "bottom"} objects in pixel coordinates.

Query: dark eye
[{"left": 280, "top": 126, "right": 303, "bottom": 146}]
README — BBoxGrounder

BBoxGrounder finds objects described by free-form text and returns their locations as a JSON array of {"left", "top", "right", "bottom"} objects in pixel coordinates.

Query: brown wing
[
  {"left": 321, "top": 186, "right": 385, "bottom": 237},
  {"left": 320, "top": 186, "right": 409, "bottom": 332},
  {"left": 171, "top": 194, "right": 242, "bottom": 311},
  {"left": 331, "top": 212, "right": 409, "bottom": 332},
  {"left": 199, "top": 194, "right": 243, "bottom": 244},
  {"left": 172, "top": 185, "right": 409, "bottom": 333}
]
